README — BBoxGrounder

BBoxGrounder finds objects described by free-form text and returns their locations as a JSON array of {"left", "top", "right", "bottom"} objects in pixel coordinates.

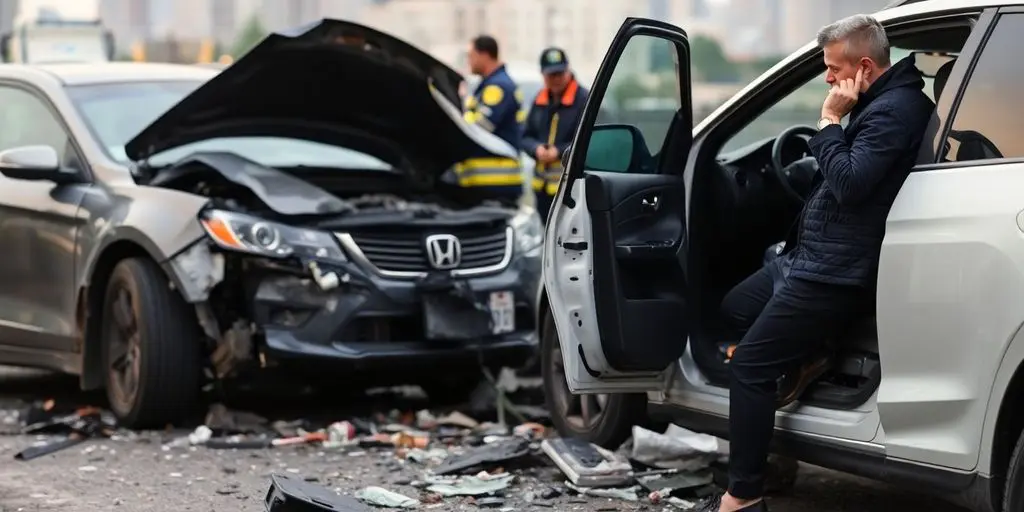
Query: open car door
[{"left": 543, "top": 18, "right": 692, "bottom": 393}]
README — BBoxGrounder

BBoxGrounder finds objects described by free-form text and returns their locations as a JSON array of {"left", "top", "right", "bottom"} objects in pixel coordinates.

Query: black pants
[
  {"left": 536, "top": 192, "right": 554, "bottom": 224},
  {"left": 720, "top": 259, "right": 870, "bottom": 499}
]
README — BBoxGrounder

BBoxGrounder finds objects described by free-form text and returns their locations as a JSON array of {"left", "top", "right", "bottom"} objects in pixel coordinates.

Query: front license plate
[{"left": 489, "top": 291, "right": 515, "bottom": 334}]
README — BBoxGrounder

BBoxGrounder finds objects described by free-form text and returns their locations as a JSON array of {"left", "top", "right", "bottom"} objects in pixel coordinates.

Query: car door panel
[
  {"left": 0, "top": 84, "right": 87, "bottom": 354},
  {"left": 544, "top": 18, "right": 693, "bottom": 393},
  {"left": 587, "top": 172, "right": 687, "bottom": 372}
]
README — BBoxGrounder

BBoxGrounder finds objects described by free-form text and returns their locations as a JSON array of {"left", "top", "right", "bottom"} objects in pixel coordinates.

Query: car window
[
  {"left": 0, "top": 85, "right": 73, "bottom": 166},
  {"left": 67, "top": 81, "right": 392, "bottom": 170},
  {"left": 719, "top": 47, "right": 933, "bottom": 155},
  {"left": 941, "top": 14, "right": 1021, "bottom": 163},
  {"left": 585, "top": 35, "right": 682, "bottom": 173}
]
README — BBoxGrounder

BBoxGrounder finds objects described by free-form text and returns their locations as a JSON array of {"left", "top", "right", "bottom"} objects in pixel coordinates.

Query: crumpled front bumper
[{"left": 249, "top": 252, "right": 540, "bottom": 375}]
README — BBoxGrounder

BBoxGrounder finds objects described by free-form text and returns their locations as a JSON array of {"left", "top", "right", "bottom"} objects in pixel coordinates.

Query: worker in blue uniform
[
  {"left": 452, "top": 35, "right": 525, "bottom": 202},
  {"left": 521, "top": 48, "right": 589, "bottom": 220}
]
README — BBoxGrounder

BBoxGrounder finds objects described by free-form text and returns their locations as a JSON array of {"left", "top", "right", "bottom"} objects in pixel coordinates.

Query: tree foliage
[{"left": 230, "top": 14, "right": 268, "bottom": 59}]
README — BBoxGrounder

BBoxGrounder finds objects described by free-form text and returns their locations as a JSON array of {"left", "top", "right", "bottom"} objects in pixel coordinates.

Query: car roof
[
  {"left": 882, "top": 0, "right": 1020, "bottom": 15},
  {"left": 0, "top": 62, "right": 217, "bottom": 86}
]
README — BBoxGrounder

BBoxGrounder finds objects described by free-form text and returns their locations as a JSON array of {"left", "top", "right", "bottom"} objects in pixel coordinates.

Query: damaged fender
[{"left": 76, "top": 184, "right": 210, "bottom": 389}]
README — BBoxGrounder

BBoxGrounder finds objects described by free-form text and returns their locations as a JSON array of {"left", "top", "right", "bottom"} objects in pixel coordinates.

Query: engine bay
[{"left": 145, "top": 150, "right": 516, "bottom": 227}]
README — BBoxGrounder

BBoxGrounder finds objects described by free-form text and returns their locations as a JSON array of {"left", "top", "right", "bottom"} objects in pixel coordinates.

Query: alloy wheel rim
[
  {"left": 551, "top": 344, "right": 608, "bottom": 430},
  {"left": 108, "top": 286, "right": 141, "bottom": 408}
]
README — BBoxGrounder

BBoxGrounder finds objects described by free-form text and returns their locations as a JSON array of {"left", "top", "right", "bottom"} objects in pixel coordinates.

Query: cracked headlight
[
  {"left": 510, "top": 207, "right": 543, "bottom": 254},
  {"left": 199, "top": 210, "right": 346, "bottom": 261}
]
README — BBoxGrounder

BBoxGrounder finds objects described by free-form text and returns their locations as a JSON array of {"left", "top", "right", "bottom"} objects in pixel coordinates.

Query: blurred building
[{"left": 0, "top": 0, "right": 18, "bottom": 33}]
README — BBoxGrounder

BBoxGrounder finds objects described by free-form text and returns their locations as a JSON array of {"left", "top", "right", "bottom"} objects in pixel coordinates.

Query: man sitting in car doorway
[{"left": 699, "top": 14, "right": 934, "bottom": 512}]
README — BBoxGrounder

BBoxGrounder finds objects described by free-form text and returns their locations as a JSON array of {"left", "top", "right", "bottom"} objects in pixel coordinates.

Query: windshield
[{"left": 66, "top": 81, "right": 392, "bottom": 169}]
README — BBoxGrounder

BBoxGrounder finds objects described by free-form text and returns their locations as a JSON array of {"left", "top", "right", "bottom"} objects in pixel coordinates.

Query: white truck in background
[{"left": 1, "top": 6, "right": 114, "bottom": 64}]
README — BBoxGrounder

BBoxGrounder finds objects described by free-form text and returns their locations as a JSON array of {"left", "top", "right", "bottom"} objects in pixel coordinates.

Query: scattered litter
[
  {"left": 425, "top": 472, "right": 515, "bottom": 497},
  {"left": 630, "top": 424, "right": 720, "bottom": 471},
  {"left": 637, "top": 471, "right": 714, "bottom": 494},
  {"left": 187, "top": 425, "right": 212, "bottom": 445},
  {"left": 355, "top": 486, "right": 419, "bottom": 508},
  {"left": 565, "top": 482, "right": 641, "bottom": 502},
  {"left": 436, "top": 411, "right": 479, "bottom": 429},
  {"left": 14, "top": 404, "right": 118, "bottom": 461},
  {"left": 541, "top": 437, "right": 633, "bottom": 487},
  {"left": 432, "top": 438, "right": 531, "bottom": 475},
  {"left": 266, "top": 474, "right": 371, "bottom": 511},
  {"left": 405, "top": 448, "right": 449, "bottom": 465}
]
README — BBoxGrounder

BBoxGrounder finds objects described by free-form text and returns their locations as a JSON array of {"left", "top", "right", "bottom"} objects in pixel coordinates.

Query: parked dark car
[{"left": 0, "top": 19, "right": 543, "bottom": 428}]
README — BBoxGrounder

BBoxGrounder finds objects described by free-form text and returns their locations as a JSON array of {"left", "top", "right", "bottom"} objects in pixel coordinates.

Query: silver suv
[{"left": 538, "top": 2, "right": 1024, "bottom": 511}]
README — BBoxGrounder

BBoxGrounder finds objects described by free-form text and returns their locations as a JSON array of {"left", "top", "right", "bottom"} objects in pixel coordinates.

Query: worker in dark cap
[{"left": 521, "top": 47, "right": 589, "bottom": 220}]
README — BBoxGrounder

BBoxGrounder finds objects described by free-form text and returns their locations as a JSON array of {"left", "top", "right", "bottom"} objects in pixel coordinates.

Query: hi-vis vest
[
  {"left": 456, "top": 65, "right": 525, "bottom": 191},
  {"left": 523, "top": 79, "right": 586, "bottom": 197}
]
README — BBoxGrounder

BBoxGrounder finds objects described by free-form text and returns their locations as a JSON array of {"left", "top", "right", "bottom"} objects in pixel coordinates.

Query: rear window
[{"left": 941, "top": 13, "right": 1024, "bottom": 162}]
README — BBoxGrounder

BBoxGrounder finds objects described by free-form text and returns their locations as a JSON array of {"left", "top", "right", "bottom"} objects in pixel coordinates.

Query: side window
[
  {"left": 584, "top": 35, "right": 682, "bottom": 174},
  {"left": 720, "top": 46, "right": 936, "bottom": 155},
  {"left": 0, "top": 86, "right": 72, "bottom": 165},
  {"left": 943, "top": 14, "right": 1021, "bottom": 162}
]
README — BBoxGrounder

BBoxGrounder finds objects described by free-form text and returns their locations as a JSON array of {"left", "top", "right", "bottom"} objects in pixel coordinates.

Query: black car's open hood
[{"left": 124, "top": 19, "right": 517, "bottom": 176}]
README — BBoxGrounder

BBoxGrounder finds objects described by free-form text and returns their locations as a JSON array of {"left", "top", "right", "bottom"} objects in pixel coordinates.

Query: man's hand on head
[{"left": 822, "top": 68, "right": 863, "bottom": 122}]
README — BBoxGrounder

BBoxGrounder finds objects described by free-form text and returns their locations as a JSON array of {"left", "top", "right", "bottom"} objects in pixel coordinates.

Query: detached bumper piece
[{"left": 265, "top": 474, "right": 371, "bottom": 511}]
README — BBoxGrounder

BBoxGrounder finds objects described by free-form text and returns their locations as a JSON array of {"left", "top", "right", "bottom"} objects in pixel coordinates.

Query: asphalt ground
[{"left": 0, "top": 366, "right": 970, "bottom": 512}]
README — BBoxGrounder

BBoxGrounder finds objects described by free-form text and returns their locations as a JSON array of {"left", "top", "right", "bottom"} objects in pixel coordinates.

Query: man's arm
[
  {"left": 475, "top": 83, "right": 516, "bottom": 133},
  {"left": 808, "top": 106, "right": 911, "bottom": 206}
]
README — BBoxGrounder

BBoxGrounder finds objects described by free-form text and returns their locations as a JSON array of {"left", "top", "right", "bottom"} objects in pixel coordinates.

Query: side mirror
[
  {"left": 583, "top": 124, "right": 646, "bottom": 173},
  {"left": 0, "top": 145, "right": 77, "bottom": 183}
]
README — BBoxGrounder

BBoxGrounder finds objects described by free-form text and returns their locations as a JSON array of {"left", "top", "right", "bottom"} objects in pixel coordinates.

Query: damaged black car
[{"left": 0, "top": 19, "right": 542, "bottom": 427}]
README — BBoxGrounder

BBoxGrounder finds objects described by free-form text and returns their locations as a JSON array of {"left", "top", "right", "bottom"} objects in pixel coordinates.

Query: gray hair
[{"left": 817, "top": 14, "right": 891, "bottom": 67}]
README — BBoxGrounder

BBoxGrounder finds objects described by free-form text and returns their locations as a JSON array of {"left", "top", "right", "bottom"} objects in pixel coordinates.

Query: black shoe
[{"left": 695, "top": 493, "right": 769, "bottom": 512}]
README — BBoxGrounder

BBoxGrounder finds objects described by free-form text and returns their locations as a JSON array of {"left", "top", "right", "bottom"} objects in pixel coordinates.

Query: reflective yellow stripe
[
  {"left": 455, "top": 157, "right": 521, "bottom": 173},
  {"left": 533, "top": 167, "right": 561, "bottom": 194},
  {"left": 516, "top": 110, "right": 527, "bottom": 123},
  {"left": 455, "top": 157, "right": 523, "bottom": 187},
  {"left": 458, "top": 172, "right": 523, "bottom": 187}
]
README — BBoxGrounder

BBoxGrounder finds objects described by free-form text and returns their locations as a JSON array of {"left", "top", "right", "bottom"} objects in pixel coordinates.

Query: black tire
[
  {"left": 541, "top": 309, "right": 647, "bottom": 449},
  {"left": 1004, "top": 428, "right": 1024, "bottom": 511},
  {"left": 101, "top": 258, "right": 203, "bottom": 428}
]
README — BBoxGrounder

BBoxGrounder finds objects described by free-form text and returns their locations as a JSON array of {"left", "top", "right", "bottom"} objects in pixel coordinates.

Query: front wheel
[
  {"left": 540, "top": 310, "right": 646, "bottom": 449},
  {"left": 102, "top": 258, "right": 203, "bottom": 428},
  {"left": 1003, "top": 428, "right": 1024, "bottom": 511}
]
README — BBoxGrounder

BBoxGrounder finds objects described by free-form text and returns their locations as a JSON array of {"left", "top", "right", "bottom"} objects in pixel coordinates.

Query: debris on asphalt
[
  {"left": 422, "top": 471, "right": 516, "bottom": 497},
  {"left": 2, "top": 371, "right": 736, "bottom": 510},
  {"left": 12, "top": 402, "right": 119, "bottom": 461},
  {"left": 541, "top": 437, "right": 633, "bottom": 487},
  {"left": 630, "top": 424, "right": 720, "bottom": 471},
  {"left": 355, "top": 486, "right": 420, "bottom": 508},
  {"left": 266, "top": 474, "right": 371, "bottom": 511},
  {"left": 564, "top": 481, "right": 642, "bottom": 502},
  {"left": 431, "top": 437, "right": 531, "bottom": 475}
]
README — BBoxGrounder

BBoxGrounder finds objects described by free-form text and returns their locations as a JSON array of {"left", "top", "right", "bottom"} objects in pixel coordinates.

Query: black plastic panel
[{"left": 586, "top": 171, "right": 688, "bottom": 372}]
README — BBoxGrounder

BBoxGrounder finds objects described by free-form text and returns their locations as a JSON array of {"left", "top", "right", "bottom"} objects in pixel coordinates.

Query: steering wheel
[{"left": 771, "top": 125, "right": 820, "bottom": 203}]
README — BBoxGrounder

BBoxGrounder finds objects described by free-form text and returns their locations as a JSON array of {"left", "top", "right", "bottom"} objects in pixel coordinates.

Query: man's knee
[
  {"left": 720, "top": 294, "right": 758, "bottom": 334},
  {"left": 729, "top": 345, "right": 786, "bottom": 389}
]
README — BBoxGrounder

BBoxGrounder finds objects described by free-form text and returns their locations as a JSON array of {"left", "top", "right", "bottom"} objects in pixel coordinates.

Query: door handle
[{"left": 641, "top": 195, "right": 660, "bottom": 212}]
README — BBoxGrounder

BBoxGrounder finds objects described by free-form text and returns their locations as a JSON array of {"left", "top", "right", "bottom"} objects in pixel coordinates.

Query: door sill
[{"left": 648, "top": 403, "right": 985, "bottom": 500}]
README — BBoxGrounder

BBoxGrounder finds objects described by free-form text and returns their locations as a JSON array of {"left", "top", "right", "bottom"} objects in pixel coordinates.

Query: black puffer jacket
[{"left": 792, "top": 56, "right": 934, "bottom": 287}]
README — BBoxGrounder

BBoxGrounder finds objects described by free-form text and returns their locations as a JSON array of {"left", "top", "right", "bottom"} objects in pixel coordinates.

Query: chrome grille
[{"left": 342, "top": 226, "right": 512, "bottom": 276}]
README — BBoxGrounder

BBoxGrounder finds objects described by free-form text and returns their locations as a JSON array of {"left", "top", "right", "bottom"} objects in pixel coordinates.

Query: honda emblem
[{"left": 425, "top": 234, "right": 461, "bottom": 270}]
